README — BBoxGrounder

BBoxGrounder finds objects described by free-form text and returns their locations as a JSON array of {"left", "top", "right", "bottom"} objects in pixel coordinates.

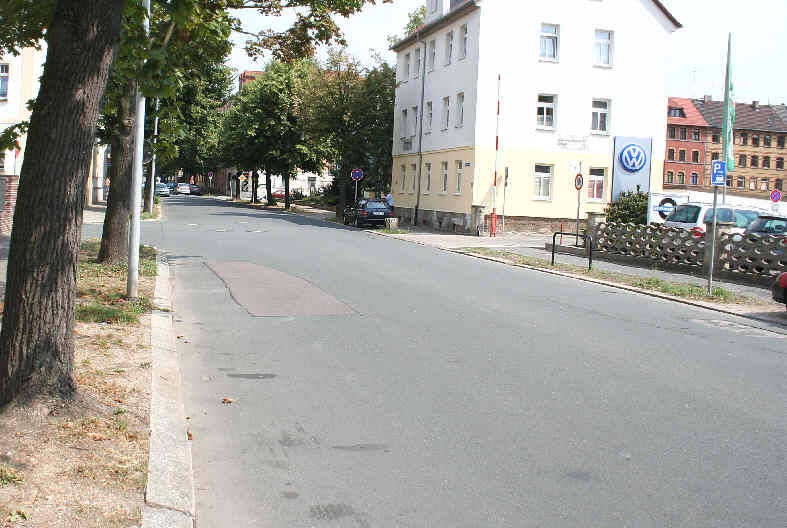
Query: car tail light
[
  {"left": 690, "top": 227, "right": 704, "bottom": 237},
  {"left": 361, "top": 210, "right": 368, "bottom": 217},
  {"left": 779, "top": 273, "right": 787, "bottom": 288}
]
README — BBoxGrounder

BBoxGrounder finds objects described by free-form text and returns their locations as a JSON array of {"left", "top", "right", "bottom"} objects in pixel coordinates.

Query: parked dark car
[
  {"left": 166, "top": 182, "right": 176, "bottom": 191},
  {"left": 189, "top": 184, "right": 202, "bottom": 195},
  {"left": 343, "top": 199, "right": 394, "bottom": 228},
  {"left": 773, "top": 272, "right": 787, "bottom": 308},
  {"left": 744, "top": 215, "right": 787, "bottom": 237}
]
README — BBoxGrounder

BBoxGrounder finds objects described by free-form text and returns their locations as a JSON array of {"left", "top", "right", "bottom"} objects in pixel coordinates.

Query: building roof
[
  {"left": 693, "top": 99, "right": 787, "bottom": 133},
  {"left": 651, "top": 0, "right": 682, "bottom": 29},
  {"left": 667, "top": 97, "right": 708, "bottom": 127},
  {"left": 772, "top": 104, "right": 787, "bottom": 126}
]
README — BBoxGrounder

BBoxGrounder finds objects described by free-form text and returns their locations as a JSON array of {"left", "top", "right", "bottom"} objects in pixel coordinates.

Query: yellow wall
[{"left": 392, "top": 146, "right": 475, "bottom": 214}]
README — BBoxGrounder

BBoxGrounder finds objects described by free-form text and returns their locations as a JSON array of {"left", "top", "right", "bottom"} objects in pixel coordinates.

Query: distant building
[
  {"left": 239, "top": 70, "right": 263, "bottom": 92},
  {"left": 391, "top": 0, "right": 680, "bottom": 233}
]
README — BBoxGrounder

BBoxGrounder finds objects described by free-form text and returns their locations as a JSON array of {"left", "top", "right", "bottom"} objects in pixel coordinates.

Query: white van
[{"left": 663, "top": 203, "right": 765, "bottom": 234}]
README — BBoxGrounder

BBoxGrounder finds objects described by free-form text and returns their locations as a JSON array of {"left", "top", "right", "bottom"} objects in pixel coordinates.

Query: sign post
[
  {"left": 574, "top": 171, "right": 583, "bottom": 246},
  {"left": 351, "top": 168, "right": 363, "bottom": 202},
  {"left": 502, "top": 167, "right": 509, "bottom": 232}
]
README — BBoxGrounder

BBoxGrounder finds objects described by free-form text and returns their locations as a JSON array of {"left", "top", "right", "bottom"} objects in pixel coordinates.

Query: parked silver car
[{"left": 663, "top": 203, "right": 764, "bottom": 235}]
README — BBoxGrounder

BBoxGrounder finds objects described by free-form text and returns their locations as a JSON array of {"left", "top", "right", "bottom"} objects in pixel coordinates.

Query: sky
[{"left": 227, "top": 0, "right": 787, "bottom": 104}]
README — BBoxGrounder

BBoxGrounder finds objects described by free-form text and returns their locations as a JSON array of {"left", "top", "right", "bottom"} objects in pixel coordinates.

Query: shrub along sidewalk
[{"left": 0, "top": 240, "right": 157, "bottom": 526}]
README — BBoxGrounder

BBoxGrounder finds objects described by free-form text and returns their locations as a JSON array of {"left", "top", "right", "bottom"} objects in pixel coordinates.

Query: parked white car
[
  {"left": 663, "top": 203, "right": 765, "bottom": 234},
  {"left": 176, "top": 183, "right": 191, "bottom": 195}
]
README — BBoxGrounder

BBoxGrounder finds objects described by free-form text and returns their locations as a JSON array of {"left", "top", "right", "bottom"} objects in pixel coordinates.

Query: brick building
[
  {"left": 664, "top": 97, "right": 709, "bottom": 186},
  {"left": 238, "top": 70, "right": 263, "bottom": 92}
]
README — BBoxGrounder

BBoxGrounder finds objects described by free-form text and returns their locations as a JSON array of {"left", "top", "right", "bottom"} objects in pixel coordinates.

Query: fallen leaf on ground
[
  {"left": 187, "top": 431, "right": 193, "bottom": 440},
  {"left": 177, "top": 336, "right": 184, "bottom": 339},
  {"left": 221, "top": 398, "right": 233, "bottom": 405}
]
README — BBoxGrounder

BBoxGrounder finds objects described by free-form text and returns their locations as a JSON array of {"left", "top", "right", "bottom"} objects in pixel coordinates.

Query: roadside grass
[
  {"left": 456, "top": 247, "right": 759, "bottom": 305},
  {"left": 141, "top": 206, "right": 159, "bottom": 221},
  {"left": 0, "top": 466, "right": 23, "bottom": 487},
  {"left": 378, "top": 228, "right": 410, "bottom": 234}
]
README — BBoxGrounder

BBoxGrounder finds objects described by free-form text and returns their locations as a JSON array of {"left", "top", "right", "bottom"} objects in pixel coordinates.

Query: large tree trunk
[
  {"left": 0, "top": 0, "right": 125, "bottom": 405},
  {"left": 284, "top": 172, "right": 291, "bottom": 210},
  {"left": 98, "top": 82, "right": 136, "bottom": 264},
  {"left": 336, "top": 165, "right": 347, "bottom": 218},
  {"left": 251, "top": 171, "right": 258, "bottom": 203},
  {"left": 265, "top": 172, "right": 273, "bottom": 205}
]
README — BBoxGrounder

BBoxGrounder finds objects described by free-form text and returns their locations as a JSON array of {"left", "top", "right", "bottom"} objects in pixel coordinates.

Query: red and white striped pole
[{"left": 491, "top": 74, "right": 501, "bottom": 237}]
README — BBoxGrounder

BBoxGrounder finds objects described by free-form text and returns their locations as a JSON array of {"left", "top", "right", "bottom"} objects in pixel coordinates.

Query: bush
[
  {"left": 605, "top": 191, "right": 648, "bottom": 224},
  {"left": 293, "top": 189, "right": 305, "bottom": 200}
]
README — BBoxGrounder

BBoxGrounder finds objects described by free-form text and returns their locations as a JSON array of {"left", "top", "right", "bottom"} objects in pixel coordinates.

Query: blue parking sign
[{"left": 711, "top": 161, "right": 726, "bottom": 186}]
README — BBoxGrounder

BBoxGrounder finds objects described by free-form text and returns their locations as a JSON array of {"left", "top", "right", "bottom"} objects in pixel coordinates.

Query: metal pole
[
  {"left": 354, "top": 179, "right": 358, "bottom": 202},
  {"left": 491, "top": 74, "right": 501, "bottom": 237},
  {"left": 414, "top": 34, "right": 427, "bottom": 226},
  {"left": 145, "top": 98, "right": 160, "bottom": 213},
  {"left": 502, "top": 167, "right": 508, "bottom": 231},
  {"left": 127, "top": 0, "right": 150, "bottom": 299},
  {"left": 576, "top": 189, "right": 581, "bottom": 247},
  {"left": 707, "top": 186, "right": 719, "bottom": 294}
]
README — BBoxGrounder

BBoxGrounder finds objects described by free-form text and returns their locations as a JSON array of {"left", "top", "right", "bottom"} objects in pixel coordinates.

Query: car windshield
[
  {"left": 666, "top": 205, "right": 701, "bottom": 223},
  {"left": 747, "top": 217, "right": 787, "bottom": 234},
  {"left": 156, "top": 184, "right": 167, "bottom": 189},
  {"left": 365, "top": 201, "right": 389, "bottom": 210},
  {"left": 702, "top": 208, "right": 733, "bottom": 223},
  {"left": 734, "top": 210, "right": 761, "bottom": 228}
]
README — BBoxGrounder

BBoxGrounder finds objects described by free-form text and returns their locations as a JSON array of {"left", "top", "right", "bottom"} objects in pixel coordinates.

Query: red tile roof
[{"left": 667, "top": 97, "right": 708, "bottom": 127}]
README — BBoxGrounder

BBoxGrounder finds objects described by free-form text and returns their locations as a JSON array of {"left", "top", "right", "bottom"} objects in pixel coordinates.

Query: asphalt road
[{"left": 88, "top": 196, "right": 787, "bottom": 527}]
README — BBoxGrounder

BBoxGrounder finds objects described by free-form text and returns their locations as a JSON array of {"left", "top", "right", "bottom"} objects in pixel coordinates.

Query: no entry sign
[
  {"left": 771, "top": 189, "right": 782, "bottom": 202},
  {"left": 574, "top": 174, "right": 583, "bottom": 191},
  {"left": 351, "top": 168, "right": 364, "bottom": 181}
]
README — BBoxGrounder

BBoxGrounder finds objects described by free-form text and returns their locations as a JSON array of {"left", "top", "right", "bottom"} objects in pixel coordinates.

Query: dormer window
[{"left": 668, "top": 107, "right": 686, "bottom": 118}]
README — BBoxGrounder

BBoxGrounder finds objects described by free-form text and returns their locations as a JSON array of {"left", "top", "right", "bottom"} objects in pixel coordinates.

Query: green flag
[{"left": 721, "top": 34, "right": 735, "bottom": 171}]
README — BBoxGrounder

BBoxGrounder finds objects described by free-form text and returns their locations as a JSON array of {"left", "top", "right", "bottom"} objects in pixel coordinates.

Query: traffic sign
[
  {"left": 350, "top": 168, "right": 364, "bottom": 181},
  {"left": 207, "top": 171, "right": 214, "bottom": 179},
  {"left": 771, "top": 189, "right": 782, "bottom": 202},
  {"left": 574, "top": 173, "right": 583, "bottom": 191},
  {"left": 711, "top": 160, "right": 726, "bottom": 186}
]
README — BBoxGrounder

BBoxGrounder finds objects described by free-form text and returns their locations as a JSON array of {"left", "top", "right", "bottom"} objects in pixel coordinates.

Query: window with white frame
[
  {"left": 665, "top": 171, "right": 674, "bottom": 184},
  {"left": 401, "top": 109, "right": 408, "bottom": 138},
  {"left": 536, "top": 95, "right": 555, "bottom": 128},
  {"left": 425, "top": 163, "right": 432, "bottom": 192},
  {"left": 456, "top": 92, "right": 464, "bottom": 127},
  {"left": 460, "top": 24, "right": 468, "bottom": 59},
  {"left": 0, "top": 64, "right": 8, "bottom": 100},
  {"left": 0, "top": 154, "right": 5, "bottom": 173},
  {"left": 456, "top": 161, "right": 463, "bottom": 193},
  {"left": 428, "top": 40, "right": 436, "bottom": 71},
  {"left": 414, "top": 49, "right": 421, "bottom": 78},
  {"left": 404, "top": 53, "right": 410, "bottom": 80},
  {"left": 411, "top": 163, "right": 417, "bottom": 192},
  {"left": 540, "top": 24, "right": 559, "bottom": 60},
  {"left": 441, "top": 161, "right": 448, "bottom": 192},
  {"left": 588, "top": 168, "right": 605, "bottom": 200},
  {"left": 445, "top": 31, "right": 453, "bottom": 65},
  {"left": 429, "top": 0, "right": 438, "bottom": 13},
  {"left": 594, "top": 30, "right": 613, "bottom": 66},
  {"left": 426, "top": 101, "right": 433, "bottom": 132},
  {"left": 411, "top": 106, "right": 418, "bottom": 136},
  {"left": 401, "top": 165, "right": 406, "bottom": 191},
  {"left": 534, "top": 164, "right": 552, "bottom": 199},
  {"left": 442, "top": 97, "right": 450, "bottom": 129},
  {"left": 591, "top": 99, "right": 609, "bottom": 133}
]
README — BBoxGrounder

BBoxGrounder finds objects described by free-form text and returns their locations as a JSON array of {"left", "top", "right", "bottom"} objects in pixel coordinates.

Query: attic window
[{"left": 668, "top": 107, "right": 686, "bottom": 118}]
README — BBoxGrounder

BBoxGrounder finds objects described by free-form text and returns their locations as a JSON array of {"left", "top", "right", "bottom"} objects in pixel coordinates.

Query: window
[
  {"left": 445, "top": 31, "right": 453, "bottom": 65},
  {"left": 428, "top": 40, "right": 436, "bottom": 71},
  {"left": 400, "top": 165, "right": 406, "bottom": 191},
  {"left": 740, "top": 132, "right": 748, "bottom": 145},
  {"left": 712, "top": 132, "right": 720, "bottom": 143},
  {"left": 779, "top": 136, "right": 785, "bottom": 148},
  {"left": 401, "top": 109, "right": 408, "bottom": 138},
  {"left": 691, "top": 150, "right": 700, "bottom": 163},
  {"left": 678, "top": 149, "right": 686, "bottom": 161},
  {"left": 588, "top": 168, "right": 605, "bottom": 200},
  {"left": 763, "top": 156, "right": 771, "bottom": 169},
  {"left": 537, "top": 95, "right": 555, "bottom": 128},
  {"left": 594, "top": 30, "right": 612, "bottom": 66},
  {"left": 404, "top": 53, "right": 410, "bottom": 80},
  {"left": 460, "top": 24, "right": 468, "bottom": 59},
  {"left": 711, "top": 151, "right": 720, "bottom": 161},
  {"left": 591, "top": 99, "right": 609, "bottom": 132},
  {"left": 426, "top": 101, "right": 433, "bottom": 132},
  {"left": 776, "top": 179, "right": 783, "bottom": 190},
  {"left": 751, "top": 155, "right": 759, "bottom": 168},
  {"left": 749, "top": 178, "right": 756, "bottom": 190},
  {"left": 0, "top": 64, "right": 7, "bottom": 100},
  {"left": 456, "top": 92, "right": 464, "bottom": 127},
  {"left": 411, "top": 164, "right": 417, "bottom": 192},
  {"left": 760, "top": 178, "right": 769, "bottom": 191},
  {"left": 737, "top": 176, "right": 745, "bottom": 189},
  {"left": 726, "top": 175, "right": 732, "bottom": 187},
  {"left": 752, "top": 135, "right": 760, "bottom": 147},
  {"left": 456, "top": 161, "right": 463, "bottom": 193},
  {"left": 534, "top": 164, "right": 552, "bottom": 199},
  {"left": 441, "top": 97, "right": 450, "bottom": 129},
  {"left": 667, "top": 148, "right": 675, "bottom": 161},
  {"left": 665, "top": 171, "right": 674, "bottom": 184},
  {"left": 441, "top": 161, "right": 448, "bottom": 192},
  {"left": 429, "top": 0, "right": 438, "bottom": 13},
  {"left": 411, "top": 106, "right": 418, "bottom": 136},
  {"left": 668, "top": 107, "right": 685, "bottom": 118},
  {"left": 680, "top": 128, "right": 687, "bottom": 140},
  {"left": 764, "top": 135, "right": 772, "bottom": 147},
  {"left": 738, "top": 154, "right": 746, "bottom": 167},
  {"left": 777, "top": 157, "right": 784, "bottom": 170},
  {"left": 540, "top": 24, "right": 559, "bottom": 60},
  {"left": 425, "top": 163, "right": 431, "bottom": 192},
  {"left": 0, "top": 155, "right": 4, "bottom": 172},
  {"left": 414, "top": 49, "right": 421, "bottom": 78},
  {"left": 690, "top": 172, "right": 698, "bottom": 185},
  {"left": 677, "top": 172, "right": 685, "bottom": 184},
  {"left": 668, "top": 126, "right": 676, "bottom": 139},
  {"left": 693, "top": 129, "right": 701, "bottom": 141}
]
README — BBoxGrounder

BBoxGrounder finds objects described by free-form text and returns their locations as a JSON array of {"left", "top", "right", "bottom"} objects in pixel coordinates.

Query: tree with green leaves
[
  {"left": 605, "top": 190, "right": 649, "bottom": 225},
  {"left": 0, "top": 0, "right": 390, "bottom": 405}
]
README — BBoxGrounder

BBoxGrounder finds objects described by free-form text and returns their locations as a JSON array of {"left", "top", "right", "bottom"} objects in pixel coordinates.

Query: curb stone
[{"left": 142, "top": 253, "right": 196, "bottom": 528}]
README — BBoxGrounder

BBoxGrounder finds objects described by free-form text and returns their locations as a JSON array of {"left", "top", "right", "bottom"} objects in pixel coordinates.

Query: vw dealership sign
[{"left": 611, "top": 137, "right": 653, "bottom": 200}]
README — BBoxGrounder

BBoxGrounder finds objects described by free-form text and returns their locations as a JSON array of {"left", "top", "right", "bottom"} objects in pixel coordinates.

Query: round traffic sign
[
  {"left": 771, "top": 189, "right": 782, "bottom": 202},
  {"left": 574, "top": 174, "right": 583, "bottom": 191},
  {"left": 350, "top": 168, "right": 364, "bottom": 181},
  {"left": 207, "top": 171, "right": 214, "bottom": 179}
]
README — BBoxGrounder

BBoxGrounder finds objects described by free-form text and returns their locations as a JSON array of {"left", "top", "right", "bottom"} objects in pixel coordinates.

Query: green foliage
[
  {"left": 605, "top": 191, "right": 648, "bottom": 225},
  {"left": 387, "top": 5, "right": 426, "bottom": 47},
  {"left": 0, "top": 0, "right": 55, "bottom": 54}
]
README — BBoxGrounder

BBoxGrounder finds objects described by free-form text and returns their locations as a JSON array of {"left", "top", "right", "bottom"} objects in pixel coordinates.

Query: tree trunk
[
  {"left": 251, "top": 171, "right": 258, "bottom": 203},
  {"left": 336, "top": 165, "right": 347, "bottom": 218},
  {"left": 98, "top": 81, "right": 136, "bottom": 264},
  {"left": 143, "top": 168, "right": 154, "bottom": 214},
  {"left": 284, "top": 172, "right": 290, "bottom": 209},
  {"left": 0, "top": 0, "right": 125, "bottom": 405},
  {"left": 265, "top": 172, "right": 273, "bottom": 204}
]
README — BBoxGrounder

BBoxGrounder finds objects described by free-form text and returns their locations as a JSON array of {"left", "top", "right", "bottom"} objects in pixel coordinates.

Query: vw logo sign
[{"left": 619, "top": 144, "right": 647, "bottom": 173}]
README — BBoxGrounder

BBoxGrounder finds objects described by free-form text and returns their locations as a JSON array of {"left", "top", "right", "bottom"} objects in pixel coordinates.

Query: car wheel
[
  {"left": 354, "top": 217, "right": 360, "bottom": 228},
  {"left": 343, "top": 215, "right": 349, "bottom": 225}
]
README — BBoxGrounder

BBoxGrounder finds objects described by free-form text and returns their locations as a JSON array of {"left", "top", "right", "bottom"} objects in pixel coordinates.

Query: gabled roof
[
  {"left": 693, "top": 99, "right": 787, "bottom": 133},
  {"left": 651, "top": 0, "right": 682, "bottom": 29},
  {"left": 667, "top": 97, "right": 708, "bottom": 127}
]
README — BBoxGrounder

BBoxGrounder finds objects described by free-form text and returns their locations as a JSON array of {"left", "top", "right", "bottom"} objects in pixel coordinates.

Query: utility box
[{"left": 386, "top": 217, "right": 399, "bottom": 230}]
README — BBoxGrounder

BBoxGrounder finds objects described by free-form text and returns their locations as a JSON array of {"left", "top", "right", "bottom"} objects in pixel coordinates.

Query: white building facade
[{"left": 391, "top": 0, "right": 680, "bottom": 232}]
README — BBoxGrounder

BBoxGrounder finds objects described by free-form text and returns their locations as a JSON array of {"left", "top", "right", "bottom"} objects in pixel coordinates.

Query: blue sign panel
[{"left": 711, "top": 161, "right": 726, "bottom": 186}]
